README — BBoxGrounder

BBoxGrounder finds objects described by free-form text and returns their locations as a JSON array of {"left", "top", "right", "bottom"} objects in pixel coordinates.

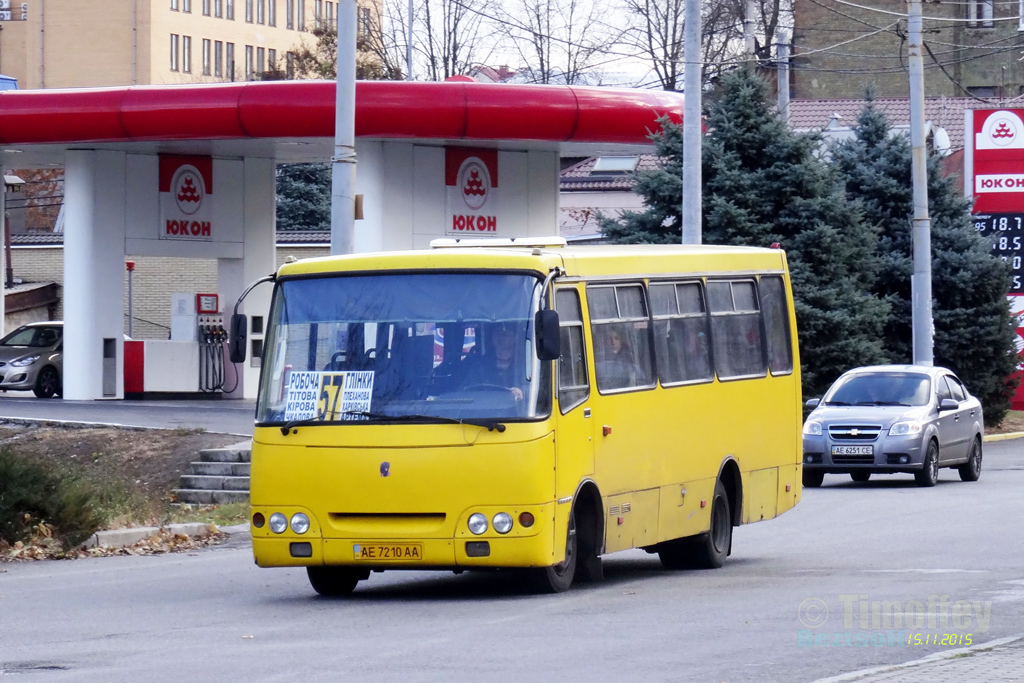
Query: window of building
[
  {"left": 170, "top": 34, "right": 180, "bottom": 70},
  {"left": 215, "top": 40, "right": 224, "bottom": 76},
  {"left": 359, "top": 6, "right": 371, "bottom": 36},
  {"left": 286, "top": 0, "right": 294, "bottom": 28},
  {"left": 268, "top": 48, "right": 277, "bottom": 72},
  {"left": 171, "top": 0, "right": 179, "bottom": 10},
  {"left": 227, "top": 0, "right": 235, "bottom": 20},
  {"left": 183, "top": 0, "right": 191, "bottom": 12},
  {"left": 256, "top": 0, "right": 264, "bottom": 23},
  {"left": 257, "top": 46, "right": 266, "bottom": 75},
  {"left": 226, "top": 42, "right": 235, "bottom": 79},
  {"left": 968, "top": 86, "right": 998, "bottom": 98},
  {"left": 202, "top": 0, "right": 210, "bottom": 14},
  {"left": 245, "top": 45, "right": 254, "bottom": 79},
  {"left": 183, "top": 36, "right": 192, "bottom": 73},
  {"left": 968, "top": 0, "right": 994, "bottom": 27},
  {"left": 286, "top": 51, "right": 295, "bottom": 78},
  {"left": 246, "top": 0, "right": 253, "bottom": 22},
  {"left": 202, "top": 39, "right": 212, "bottom": 75},
  {"left": 326, "top": 1, "right": 334, "bottom": 28},
  {"left": 298, "top": 0, "right": 305, "bottom": 30},
  {"left": 314, "top": 0, "right": 323, "bottom": 28},
  {"left": 268, "top": 0, "right": 276, "bottom": 26},
  {"left": 215, "top": 0, "right": 222, "bottom": 17}
]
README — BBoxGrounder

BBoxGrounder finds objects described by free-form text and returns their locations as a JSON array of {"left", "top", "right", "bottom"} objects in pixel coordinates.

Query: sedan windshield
[
  {"left": 256, "top": 272, "right": 550, "bottom": 425},
  {"left": 825, "top": 373, "right": 931, "bottom": 407}
]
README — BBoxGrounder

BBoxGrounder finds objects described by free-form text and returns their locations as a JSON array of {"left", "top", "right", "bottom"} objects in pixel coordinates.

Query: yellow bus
[{"left": 230, "top": 238, "right": 803, "bottom": 595}]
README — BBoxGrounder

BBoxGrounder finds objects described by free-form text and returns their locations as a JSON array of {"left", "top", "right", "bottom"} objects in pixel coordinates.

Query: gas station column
[{"left": 63, "top": 150, "right": 128, "bottom": 400}]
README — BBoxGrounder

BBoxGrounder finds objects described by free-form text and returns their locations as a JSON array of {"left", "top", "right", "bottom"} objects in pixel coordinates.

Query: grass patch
[{"left": 165, "top": 502, "right": 249, "bottom": 527}]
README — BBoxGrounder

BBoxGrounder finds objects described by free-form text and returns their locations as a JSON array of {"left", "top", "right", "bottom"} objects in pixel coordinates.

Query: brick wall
[
  {"left": 8, "top": 244, "right": 331, "bottom": 337},
  {"left": 792, "top": 0, "right": 1024, "bottom": 99}
]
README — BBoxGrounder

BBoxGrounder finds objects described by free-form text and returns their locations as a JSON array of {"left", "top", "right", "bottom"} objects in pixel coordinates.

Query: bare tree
[
  {"left": 418, "top": 0, "right": 499, "bottom": 81},
  {"left": 497, "top": 0, "right": 619, "bottom": 85}
]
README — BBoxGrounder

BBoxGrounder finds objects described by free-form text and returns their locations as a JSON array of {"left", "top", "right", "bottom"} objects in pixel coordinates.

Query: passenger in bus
[
  {"left": 461, "top": 322, "right": 524, "bottom": 400},
  {"left": 597, "top": 325, "right": 645, "bottom": 389}
]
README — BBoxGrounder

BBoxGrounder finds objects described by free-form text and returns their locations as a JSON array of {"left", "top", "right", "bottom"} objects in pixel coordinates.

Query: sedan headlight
[
  {"left": 890, "top": 421, "right": 923, "bottom": 436},
  {"left": 10, "top": 355, "right": 41, "bottom": 367},
  {"left": 803, "top": 420, "right": 822, "bottom": 436}
]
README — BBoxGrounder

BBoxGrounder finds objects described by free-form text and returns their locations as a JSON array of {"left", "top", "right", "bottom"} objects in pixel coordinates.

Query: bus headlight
[
  {"left": 492, "top": 512, "right": 513, "bottom": 534},
  {"left": 290, "top": 513, "right": 310, "bottom": 534},
  {"left": 269, "top": 512, "right": 288, "bottom": 534},
  {"left": 468, "top": 513, "right": 488, "bottom": 535}
]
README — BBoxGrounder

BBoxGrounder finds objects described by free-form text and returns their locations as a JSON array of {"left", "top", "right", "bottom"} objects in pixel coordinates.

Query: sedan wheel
[
  {"left": 915, "top": 441, "right": 939, "bottom": 487},
  {"left": 958, "top": 438, "right": 982, "bottom": 482},
  {"left": 33, "top": 366, "right": 60, "bottom": 399}
]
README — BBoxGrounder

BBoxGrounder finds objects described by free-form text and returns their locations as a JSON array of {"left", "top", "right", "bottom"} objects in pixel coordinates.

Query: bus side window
[
  {"left": 588, "top": 284, "right": 655, "bottom": 393},
  {"left": 555, "top": 288, "right": 589, "bottom": 412},
  {"left": 707, "top": 280, "right": 767, "bottom": 380},
  {"left": 759, "top": 275, "right": 793, "bottom": 375},
  {"left": 651, "top": 281, "right": 712, "bottom": 385}
]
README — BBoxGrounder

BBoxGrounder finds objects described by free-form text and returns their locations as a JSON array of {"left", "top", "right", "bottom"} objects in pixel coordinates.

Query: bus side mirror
[
  {"left": 535, "top": 309, "right": 560, "bottom": 361},
  {"left": 229, "top": 313, "right": 248, "bottom": 364}
]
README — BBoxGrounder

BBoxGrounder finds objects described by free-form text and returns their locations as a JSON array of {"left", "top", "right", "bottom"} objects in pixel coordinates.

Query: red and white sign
[
  {"left": 159, "top": 155, "right": 214, "bottom": 241},
  {"left": 445, "top": 148, "right": 500, "bottom": 235}
]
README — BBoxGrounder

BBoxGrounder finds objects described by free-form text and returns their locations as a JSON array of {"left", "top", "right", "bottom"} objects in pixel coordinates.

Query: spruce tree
[
  {"left": 276, "top": 163, "right": 331, "bottom": 231},
  {"left": 832, "top": 101, "right": 1019, "bottom": 425},
  {"left": 601, "top": 68, "right": 890, "bottom": 397}
]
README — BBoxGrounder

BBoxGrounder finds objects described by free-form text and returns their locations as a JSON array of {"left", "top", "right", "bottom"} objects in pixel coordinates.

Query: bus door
[{"left": 553, "top": 287, "right": 595, "bottom": 498}]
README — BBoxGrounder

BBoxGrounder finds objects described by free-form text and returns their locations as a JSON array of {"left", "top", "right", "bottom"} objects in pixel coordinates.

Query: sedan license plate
[
  {"left": 832, "top": 445, "right": 873, "bottom": 456},
  {"left": 353, "top": 543, "right": 422, "bottom": 561}
]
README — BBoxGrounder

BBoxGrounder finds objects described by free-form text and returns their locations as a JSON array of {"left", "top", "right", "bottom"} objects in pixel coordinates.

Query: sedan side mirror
[
  {"left": 938, "top": 398, "right": 958, "bottom": 412},
  {"left": 805, "top": 398, "right": 820, "bottom": 409},
  {"left": 229, "top": 313, "right": 248, "bottom": 364}
]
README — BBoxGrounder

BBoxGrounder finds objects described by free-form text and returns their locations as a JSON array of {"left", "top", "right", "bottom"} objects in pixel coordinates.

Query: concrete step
[
  {"left": 189, "top": 461, "right": 251, "bottom": 477},
  {"left": 198, "top": 443, "right": 252, "bottom": 463},
  {"left": 174, "top": 488, "right": 250, "bottom": 505},
  {"left": 179, "top": 474, "right": 250, "bottom": 491}
]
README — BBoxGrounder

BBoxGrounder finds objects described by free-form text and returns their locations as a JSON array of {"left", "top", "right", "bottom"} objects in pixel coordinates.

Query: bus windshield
[{"left": 256, "top": 272, "right": 551, "bottom": 425}]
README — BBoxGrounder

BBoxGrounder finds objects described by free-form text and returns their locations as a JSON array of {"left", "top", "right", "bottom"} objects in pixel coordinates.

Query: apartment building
[
  {"left": 792, "top": 0, "right": 1024, "bottom": 99},
  {"left": 0, "top": 0, "right": 366, "bottom": 87}
]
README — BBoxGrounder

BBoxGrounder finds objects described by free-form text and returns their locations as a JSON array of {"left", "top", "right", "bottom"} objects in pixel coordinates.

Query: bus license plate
[
  {"left": 832, "top": 445, "right": 872, "bottom": 455},
  {"left": 353, "top": 543, "right": 423, "bottom": 561}
]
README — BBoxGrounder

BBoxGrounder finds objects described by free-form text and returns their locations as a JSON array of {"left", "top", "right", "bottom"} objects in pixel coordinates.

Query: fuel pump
[{"left": 198, "top": 312, "right": 227, "bottom": 392}]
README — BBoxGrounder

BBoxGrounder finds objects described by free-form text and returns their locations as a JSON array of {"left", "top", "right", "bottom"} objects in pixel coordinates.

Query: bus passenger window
[
  {"left": 707, "top": 280, "right": 767, "bottom": 380},
  {"left": 650, "top": 282, "right": 712, "bottom": 385},
  {"left": 588, "top": 284, "right": 655, "bottom": 393},
  {"left": 759, "top": 276, "right": 793, "bottom": 374},
  {"left": 555, "top": 289, "right": 589, "bottom": 412}
]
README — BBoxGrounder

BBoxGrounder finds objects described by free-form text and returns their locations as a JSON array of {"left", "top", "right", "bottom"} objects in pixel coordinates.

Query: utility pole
[
  {"left": 744, "top": 0, "right": 757, "bottom": 57},
  {"left": 777, "top": 32, "right": 790, "bottom": 124},
  {"left": 407, "top": 0, "right": 413, "bottom": 80},
  {"left": 681, "top": 0, "right": 702, "bottom": 244},
  {"left": 331, "top": 0, "right": 358, "bottom": 255},
  {"left": 908, "top": 0, "right": 933, "bottom": 365}
]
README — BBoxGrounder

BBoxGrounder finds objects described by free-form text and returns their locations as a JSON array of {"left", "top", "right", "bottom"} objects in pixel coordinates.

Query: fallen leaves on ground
[{"left": 0, "top": 528, "right": 227, "bottom": 562}]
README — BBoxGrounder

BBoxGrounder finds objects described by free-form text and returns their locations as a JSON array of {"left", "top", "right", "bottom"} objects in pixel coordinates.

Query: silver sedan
[{"left": 801, "top": 365, "right": 984, "bottom": 487}]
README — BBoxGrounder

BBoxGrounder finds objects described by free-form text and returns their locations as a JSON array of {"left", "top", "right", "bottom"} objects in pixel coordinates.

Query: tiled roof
[
  {"left": 560, "top": 155, "right": 663, "bottom": 191},
  {"left": 787, "top": 97, "right": 988, "bottom": 151}
]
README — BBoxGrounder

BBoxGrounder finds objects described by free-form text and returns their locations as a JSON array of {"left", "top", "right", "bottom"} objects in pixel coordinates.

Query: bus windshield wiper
[{"left": 280, "top": 411, "right": 505, "bottom": 435}]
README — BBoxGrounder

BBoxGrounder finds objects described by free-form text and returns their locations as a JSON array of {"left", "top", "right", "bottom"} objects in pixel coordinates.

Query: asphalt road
[
  {"left": 0, "top": 393, "right": 257, "bottom": 435},
  {"left": 1, "top": 439, "right": 1022, "bottom": 682}
]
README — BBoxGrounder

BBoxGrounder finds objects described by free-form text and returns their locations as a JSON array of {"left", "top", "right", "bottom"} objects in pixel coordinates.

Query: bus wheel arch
[
  {"left": 717, "top": 458, "right": 743, "bottom": 530},
  {"left": 573, "top": 480, "right": 604, "bottom": 582}
]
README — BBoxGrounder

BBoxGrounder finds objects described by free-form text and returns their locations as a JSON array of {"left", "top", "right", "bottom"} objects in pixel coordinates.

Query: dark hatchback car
[
  {"left": 802, "top": 365, "right": 983, "bottom": 488},
  {"left": 0, "top": 321, "right": 63, "bottom": 398}
]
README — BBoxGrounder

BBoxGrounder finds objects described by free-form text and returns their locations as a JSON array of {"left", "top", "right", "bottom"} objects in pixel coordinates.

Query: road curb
[
  {"left": 84, "top": 522, "right": 220, "bottom": 549},
  {"left": 810, "top": 634, "right": 1024, "bottom": 682},
  {"left": 985, "top": 431, "right": 1024, "bottom": 442}
]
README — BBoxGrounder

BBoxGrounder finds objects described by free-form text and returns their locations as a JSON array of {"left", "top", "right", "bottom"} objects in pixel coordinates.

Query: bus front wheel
[
  {"left": 306, "top": 566, "right": 369, "bottom": 596},
  {"left": 529, "top": 509, "right": 577, "bottom": 593}
]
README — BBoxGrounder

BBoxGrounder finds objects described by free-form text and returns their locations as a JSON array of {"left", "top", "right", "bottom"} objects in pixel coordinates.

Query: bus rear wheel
[
  {"left": 306, "top": 566, "right": 369, "bottom": 596},
  {"left": 692, "top": 479, "right": 732, "bottom": 569},
  {"left": 529, "top": 508, "right": 577, "bottom": 593}
]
